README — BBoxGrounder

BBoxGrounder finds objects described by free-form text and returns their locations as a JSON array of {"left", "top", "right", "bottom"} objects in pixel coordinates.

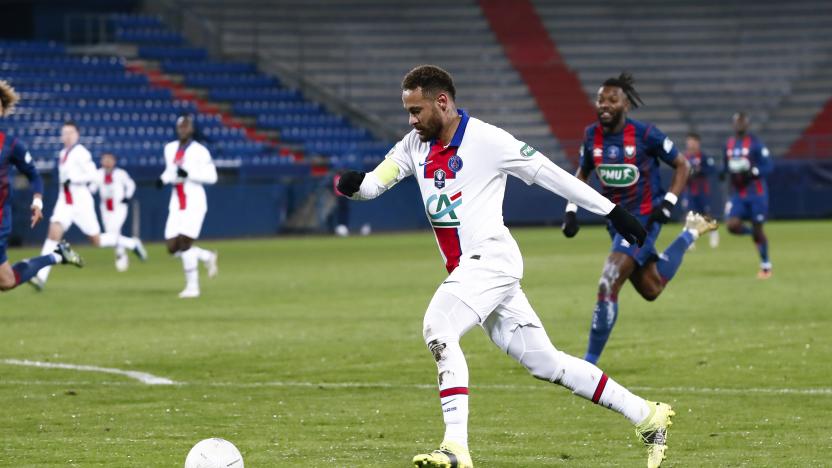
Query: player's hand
[
  {"left": 122, "top": 197, "right": 131, "bottom": 204},
  {"left": 562, "top": 203, "right": 579, "bottom": 238},
  {"left": 606, "top": 205, "right": 646, "bottom": 247},
  {"left": 176, "top": 167, "right": 188, "bottom": 179},
  {"left": 748, "top": 167, "right": 760, "bottom": 179},
  {"left": 155, "top": 178, "right": 165, "bottom": 189},
  {"left": 335, "top": 170, "right": 365, "bottom": 197},
  {"left": 30, "top": 197, "right": 43, "bottom": 228},
  {"left": 648, "top": 193, "right": 677, "bottom": 225}
]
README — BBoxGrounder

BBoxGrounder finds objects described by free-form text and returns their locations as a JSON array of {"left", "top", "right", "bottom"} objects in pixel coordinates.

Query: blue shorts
[
  {"left": 726, "top": 193, "right": 768, "bottom": 224},
  {"left": 682, "top": 193, "right": 711, "bottom": 215},
  {"left": 607, "top": 215, "right": 662, "bottom": 267}
]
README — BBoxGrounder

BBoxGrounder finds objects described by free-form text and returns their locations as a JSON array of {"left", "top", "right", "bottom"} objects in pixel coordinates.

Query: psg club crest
[
  {"left": 448, "top": 154, "right": 463, "bottom": 173},
  {"left": 434, "top": 169, "right": 446, "bottom": 189}
]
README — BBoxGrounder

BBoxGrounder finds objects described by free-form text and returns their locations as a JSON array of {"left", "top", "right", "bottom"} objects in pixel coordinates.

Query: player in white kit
[
  {"left": 32, "top": 122, "right": 147, "bottom": 290},
  {"left": 96, "top": 152, "right": 140, "bottom": 272},
  {"left": 336, "top": 66, "right": 674, "bottom": 468},
  {"left": 158, "top": 115, "right": 218, "bottom": 298}
]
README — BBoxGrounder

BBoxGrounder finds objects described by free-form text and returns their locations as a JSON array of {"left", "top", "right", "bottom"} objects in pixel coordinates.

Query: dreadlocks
[
  {"left": 0, "top": 80, "right": 20, "bottom": 117},
  {"left": 602, "top": 72, "right": 643, "bottom": 109}
]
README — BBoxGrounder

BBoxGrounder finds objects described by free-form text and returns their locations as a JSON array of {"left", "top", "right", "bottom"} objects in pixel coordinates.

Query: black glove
[
  {"left": 606, "top": 205, "right": 647, "bottom": 247},
  {"left": 63, "top": 179, "right": 71, "bottom": 188},
  {"left": 177, "top": 167, "right": 188, "bottom": 179},
  {"left": 121, "top": 197, "right": 131, "bottom": 204},
  {"left": 336, "top": 171, "right": 365, "bottom": 197},
  {"left": 648, "top": 198, "right": 675, "bottom": 225},
  {"left": 562, "top": 211, "right": 579, "bottom": 238},
  {"left": 155, "top": 178, "right": 165, "bottom": 189}
]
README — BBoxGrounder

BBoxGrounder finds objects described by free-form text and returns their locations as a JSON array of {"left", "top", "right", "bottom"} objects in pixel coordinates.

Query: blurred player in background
[
  {"left": 158, "top": 114, "right": 218, "bottom": 298},
  {"left": 681, "top": 133, "right": 719, "bottom": 248},
  {"left": 32, "top": 121, "right": 146, "bottom": 290},
  {"left": 0, "top": 81, "right": 83, "bottom": 292},
  {"left": 723, "top": 112, "right": 773, "bottom": 278},
  {"left": 97, "top": 152, "right": 142, "bottom": 272},
  {"left": 561, "top": 73, "right": 717, "bottom": 365},
  {"left": 337, "top": 65, "right": 674, "bottom": 468}
]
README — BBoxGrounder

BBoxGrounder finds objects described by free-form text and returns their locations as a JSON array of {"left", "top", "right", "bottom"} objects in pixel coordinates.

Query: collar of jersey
[{"left": 433, "top": 108, "right": 469, "bottom": 148}]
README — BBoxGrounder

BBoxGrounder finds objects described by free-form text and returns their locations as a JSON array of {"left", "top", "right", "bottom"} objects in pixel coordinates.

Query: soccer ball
[{"left": 184, "top": 438, "right": 244, "bottom": 468}]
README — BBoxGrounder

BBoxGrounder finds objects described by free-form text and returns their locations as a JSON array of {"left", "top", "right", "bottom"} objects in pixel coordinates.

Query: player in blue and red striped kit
[
  {"left": 681, "top": 133, "right": 719, "bottom": 248},
  {"left": 723, "top": 112, "right": 773, "bottom": 279},
  {"left": 0, "top": 81, "right": 83, "bottom": 293},
  {"left": 561, "top": 73, "right": 718, "bottom": 364}
]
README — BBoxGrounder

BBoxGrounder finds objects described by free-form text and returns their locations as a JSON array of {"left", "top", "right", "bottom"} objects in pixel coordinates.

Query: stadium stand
[
  {"left": 531, "top": 0, "right": 832, "bottom": 158},
  {"left": 168, "top": 0, "right": 567, "bottom": 162},
  {"left": 2, "top": 14, "right": 396, "bottom": 177}
]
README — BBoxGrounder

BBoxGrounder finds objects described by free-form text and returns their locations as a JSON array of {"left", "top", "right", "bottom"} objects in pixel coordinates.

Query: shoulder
[
  {"left": 76, "top": 144, "right": 92, "bottom": 157},
  {"left": 464, "top": 117, "right": 517, "bottom": 148}
]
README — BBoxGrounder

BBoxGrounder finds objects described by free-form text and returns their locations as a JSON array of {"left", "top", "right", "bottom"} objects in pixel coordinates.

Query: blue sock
[
  {"left": 656, "top": 230, "right": 695, "bottom": 283},
  {"left": 754, "top": 233, "right": 770, "bottom": 265},
  {"left": 585, "top": 294, "right": 618, "bottom": 364},
  {"left": 12, "top": 254, "right": 57, "bottom": 286}
]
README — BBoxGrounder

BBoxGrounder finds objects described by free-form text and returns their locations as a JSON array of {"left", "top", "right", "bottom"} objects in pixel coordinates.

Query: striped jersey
[
  {"left": 723, "top": 133, "right": 772, "bottom": 197},
  {"left": 579, "top": 118, "right": 678, "bottom": 216}
]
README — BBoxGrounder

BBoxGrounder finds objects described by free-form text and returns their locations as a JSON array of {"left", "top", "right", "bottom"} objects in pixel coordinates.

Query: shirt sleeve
[
  {"left": 72, "top": 148, "right": 98, "bottom": 184},
  {"left": 188, "top": 145, "right": 218, "bottom": 185},
  {"left": 9, "top": 139, "right": 44, "bottom": 194},
  {"left": 160, "top": 144, "right": 177, "bottom": 184},
  {"left": 646, "top": 125, "right": 679, "bottom": 166},
  {"left": 122, "top": 169, "right": 136, "bottom": 198},
  {"left": 753, "top": 140, "right": 773, "bottom": 177},
  {"left": 578, "top": 128, "right": 595, "bottom": 173},
  {"left": 353, "top": 138, "right": 413, "bottom": 200},
  {"left": 497, "top": 133, "right": 546, "bottom": 185}
]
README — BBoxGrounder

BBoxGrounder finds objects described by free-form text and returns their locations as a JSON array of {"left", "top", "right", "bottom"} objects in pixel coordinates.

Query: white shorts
[
  {"left": 101, "top": 206, "right": 128, "bottom": 234},
  {"left": 164, "top": 208, "right": 206, "bottom": 240},
  {"left": 50, "top": 199, "right": 101, "bottom": 237},
  {"left": 437, "top": 258, "right": 543, "bottom": 347}
]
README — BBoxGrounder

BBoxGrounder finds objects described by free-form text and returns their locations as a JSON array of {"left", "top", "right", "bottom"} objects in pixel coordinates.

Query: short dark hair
[
  {"left": 62, "top": 120, "right": 79, "bottom": 131},
  {"left": 402, "top": 65, "right": 456, "bottom": 100},
  {"left": 687, "top": 132, "right": 701, "bottom": 140},
  {"left": 602, "top": 72, "right": 643, "bottom": 108}
]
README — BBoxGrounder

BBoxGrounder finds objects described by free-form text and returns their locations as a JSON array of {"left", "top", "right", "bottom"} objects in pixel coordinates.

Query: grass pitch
[{"left": 1, "top": 221, "right": 830, "bottom": 467}]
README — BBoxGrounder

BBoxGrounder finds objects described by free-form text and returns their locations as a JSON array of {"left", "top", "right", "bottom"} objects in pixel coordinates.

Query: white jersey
[
  {"left": 96, "top": 167, "right": 135, "bottom": 213},
  {"left": 354, "top": 110, "right": 615, "bottom": 278},
  {"left": 160, "top": 140, "right": 217, "bottom": 212},
  {"left": 57, "top": 143, "right": 97, "bottom": 206}
]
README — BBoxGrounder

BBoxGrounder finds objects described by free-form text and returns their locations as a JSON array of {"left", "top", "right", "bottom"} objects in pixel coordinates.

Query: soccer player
[
  {"left": 681, "top": 133, "right": 719, "bottom": 248},
  {"left": 336, "top": 65, "right": 674, "bottom": 468},
  {"left": 158, "top": 114, "right": 218, "bottom": 298},
  {"left": 96, "top": 152, "right": 141, "bottom": 272},
  {"left": 0, "top": 81, "right": 83, "bottom": 292},
  {"left": 723, "top": 112, "right": 773, "bottom": 278},
  {"left": 561, "top": 73, "right": 717, "bottom": 365},
  {"left": 32, "top": 121, "right": 147, "bottom": 290}
]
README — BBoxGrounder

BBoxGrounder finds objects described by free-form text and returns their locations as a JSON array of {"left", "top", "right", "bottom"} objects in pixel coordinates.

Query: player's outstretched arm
[
  {"left": 9, "top": 140, "right": 44, "bottom": 227},
  {"left": 335, "top": 158, "right": 403, "bottom": 201}
]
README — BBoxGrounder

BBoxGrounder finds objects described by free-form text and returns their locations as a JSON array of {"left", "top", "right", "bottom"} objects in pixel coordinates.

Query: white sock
[
  {"left": 709, "top": 230, "right": 719, "bottom": 247},
  {"left": 38, "top": 239, "right": 59, "bottom": 281},
  {"left": 190, "top": 246, "right": 214, "bottom": 263},
  {"left": 181, "top": 248, "right": 199, "bottom": 290},
  {"left": 100, "top": 233, "right": 137, "bottom": 250},
  {"left": 435, "top": 340, "right": 469, "bottom": 448},
  {"left": 116, "top": 246, "right": 127, "bottom": 257},
  {"left": 506, "top": 325, "right": 650, "bottom": 425}
]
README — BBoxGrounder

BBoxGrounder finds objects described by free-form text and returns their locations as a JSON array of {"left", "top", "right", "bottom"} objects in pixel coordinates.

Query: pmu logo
[
  {"left": 597, "top": 163, "right": 640, "bottom": 187},
  {"left": 426, "top": 191, "right": 462, "bottom": 227}
]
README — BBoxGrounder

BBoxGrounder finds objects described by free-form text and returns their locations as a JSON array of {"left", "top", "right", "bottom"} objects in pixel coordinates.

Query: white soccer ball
[{"left": 184, "top": 438, "right": 244, "bottom": 468}]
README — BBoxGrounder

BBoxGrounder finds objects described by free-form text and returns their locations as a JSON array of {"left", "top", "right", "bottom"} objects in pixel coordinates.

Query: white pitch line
[
  {"left": 1, "top": 359, "right": 175, "bottom": 385},
  {"left": 0, "top": 372, "right": 830, "bottom": 396}
]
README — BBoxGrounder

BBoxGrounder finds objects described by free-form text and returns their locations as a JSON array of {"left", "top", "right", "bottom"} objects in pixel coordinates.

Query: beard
[
  {"left": 598, "top": 109, "right": 624, "bottom": 130},
  {"left": 414, "top": 115, "right": 442, "bottom": 142}
]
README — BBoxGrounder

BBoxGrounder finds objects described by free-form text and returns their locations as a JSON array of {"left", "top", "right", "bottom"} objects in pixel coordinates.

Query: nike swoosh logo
[
  {"left": 442, "top": 280, "right": 459, "bottom": 284},
  {"left": 442, "top": 399, "right": 457, "bottom": 406},
  {"left": 418, "top": 160, "right": 433, "bottom": 166}
]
